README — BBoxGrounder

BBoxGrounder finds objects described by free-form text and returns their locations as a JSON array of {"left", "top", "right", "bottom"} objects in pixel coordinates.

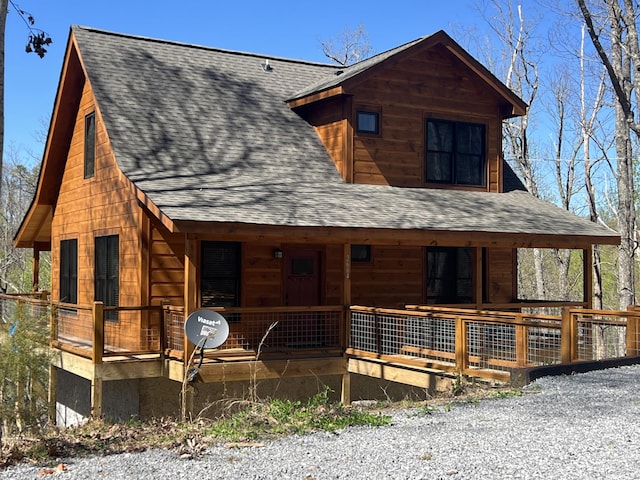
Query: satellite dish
[{"left": 184, "top": 310, "right": 229, "bottom": 349}]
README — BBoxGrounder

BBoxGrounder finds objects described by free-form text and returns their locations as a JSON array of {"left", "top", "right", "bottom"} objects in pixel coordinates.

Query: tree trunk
[{"left": 0, "top": 0, "right": 7, "bottom": 203}]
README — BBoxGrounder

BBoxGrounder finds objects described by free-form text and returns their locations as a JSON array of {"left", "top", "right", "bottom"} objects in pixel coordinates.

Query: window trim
[
  {"left": 84, "top": 112, "right": 96, "bottom": 179},
  {"left": 356, "top": 109, "right": 380, "bottom": 135},
  {"left": 425, "top": 118, "right": 486, "bottom": 187}
]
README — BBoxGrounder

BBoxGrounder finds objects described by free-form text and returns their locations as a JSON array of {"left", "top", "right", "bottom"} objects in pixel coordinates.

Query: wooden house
[{"left": 14, "top": 26, "right": 619, "bottom": 424}]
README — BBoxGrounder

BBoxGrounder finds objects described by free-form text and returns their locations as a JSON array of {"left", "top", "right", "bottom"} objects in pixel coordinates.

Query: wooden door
[{"left": 284, "top": 248, "right": 322, "bottom": 306}]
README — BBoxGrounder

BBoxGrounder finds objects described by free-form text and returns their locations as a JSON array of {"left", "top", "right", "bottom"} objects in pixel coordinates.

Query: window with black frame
[
  {"left": 425, "top": 119, "right": 485, "bottom": 186},
  {"left": 60, "top": 239, "right": 78, "bottom": 304},
  {"left": 200, "top": 241, "right": 241, "bottom": 307},
  {"left": 84, "top": 112, "right": 96, "bottom": 179},
  {"left": 95, "top": 235, "right": 119, "bottom": 321},
  {"left": 426, "top": 246, "right": 473, "bottom": 304}
]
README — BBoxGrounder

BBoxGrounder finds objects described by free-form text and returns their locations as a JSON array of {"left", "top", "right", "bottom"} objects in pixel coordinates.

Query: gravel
[{"left": 3, "top": 365, "right": 640, "bottom": 479}]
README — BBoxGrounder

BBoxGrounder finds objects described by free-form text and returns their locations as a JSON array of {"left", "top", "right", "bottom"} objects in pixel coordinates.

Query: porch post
[
  {"left": 32, "top": 244, "right": 41, "bottom": 292},
  {"left": 583, "top": 247, "right": 593, "bottom": 309},
  {"left": 341, "top": 243, "right": 351, "bottom": 405},
  {"left": 474, "top": 247, "right": 483, "bottom": 309},
  {"left": 48, "top": 365, "right": 57, "bottom": 424},
  {"left": 184, "top": 235, "right": 198, "bottom": 360},
  {"left": 183, "top": 235, "right": 198, "bottom": 419},
  {"left": 90, "top": 301, "right": 104, "bottom": 418}
]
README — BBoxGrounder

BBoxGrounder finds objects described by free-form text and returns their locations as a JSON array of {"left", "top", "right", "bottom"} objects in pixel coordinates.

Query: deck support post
[
  {"left": 91, "top": 302, "right": 104, "bottom": 419},
  {"left": 341, "top": 370, "right": 351, "bottom": 405},
  {"left": 48, "top": 365, "right": 57, "bottom": 424},
  {"left": 182, "top": 236, "right": 198, "bottom": 420},
  {"left": 90, "top": 375, "right": 103, "bottom": 419}
]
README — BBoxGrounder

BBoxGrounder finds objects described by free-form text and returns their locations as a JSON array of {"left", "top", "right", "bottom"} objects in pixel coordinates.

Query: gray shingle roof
[{"left": 71, "top": 26, "right": 617, "bottom": 243}]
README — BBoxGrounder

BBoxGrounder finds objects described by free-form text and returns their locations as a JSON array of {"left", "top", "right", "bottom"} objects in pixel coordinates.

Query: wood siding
[
  {"left": 298, "top": 97, "right": 349, "bottom": 181},
  {"left": 301, "top": 44, "right": 505, "bottom": 191},
  {"left": 50, "top": 79, "right": 147, "bottom": 349},
  {"left": 51, "top": 80, "right": 142, "bottom": 308},
  {"left": 486, "top": 247, "right": 516, "bottom": 304},
  {"left": 351, "top": 246, "right": 424, "bottom": 308},
  {"left": 349, "top": 44, "right": 504, "bottom": 190},
  {"left": 149, "top": 222, "right": 184, "bottom": 307}
]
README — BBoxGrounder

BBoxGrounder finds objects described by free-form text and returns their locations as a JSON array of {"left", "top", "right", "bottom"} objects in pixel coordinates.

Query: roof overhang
[
  {"left": 14, "top": 29, "right": 85, "bottom": 249},
  {"left": 172, "top": 220, "right": 620, "bottom": 249}
]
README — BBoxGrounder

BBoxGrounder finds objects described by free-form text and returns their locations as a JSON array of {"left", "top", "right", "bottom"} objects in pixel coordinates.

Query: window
[
  {"left": 425, "top": 119, "right": 485, "bottom": 186},
  {"left": 426, "top": 247, "right": 473, "bottom": 304},
  {"left": 84, "top": 112, "right": 95, "bottom": 179},
  {"left": 60, "top": 239, "right": 77, "bottom": 304},
  {"left": 351, "top": 244, "right": 371, "bottom": 262},
  {"left": 356, "top": 110, "right": 379, "bottom": 134},
  {"left": 201, "top": 241, "right": 240, "bottom": 307},
  {"left": 95, "top": 235, "right": 119, "bottom": 320}
]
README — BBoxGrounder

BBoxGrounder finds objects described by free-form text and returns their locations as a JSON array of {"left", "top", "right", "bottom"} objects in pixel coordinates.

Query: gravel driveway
[{"left": 2, "top": 364, "right": 639, "bottom": 479}]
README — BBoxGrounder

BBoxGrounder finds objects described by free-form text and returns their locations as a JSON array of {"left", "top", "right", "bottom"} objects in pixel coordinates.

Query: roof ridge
[{"left": 71, "top": 25, "right": 338, "bottom": 69}]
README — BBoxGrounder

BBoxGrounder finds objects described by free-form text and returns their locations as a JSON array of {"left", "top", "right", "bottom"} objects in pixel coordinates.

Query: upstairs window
[
  {"left": 95, "top": 235, "right": 119, "bottom": 321},
  {"left": 60, "top": 239, "right": 78, "bottom": 304},
  {"left": 356, "top": 110, "right": 379, "bottom": 134},
  {"left": 84, "top": 112, "right": 96, "bottom": 179},
  {"left": 426, "top": 119, "right": 485, "bottom": 186},
  {"left": 426, "top": 247, "right": 473, "bottom": 304},
  {"left": 201, "top": 241, "right": 241, "bottom": 307}
]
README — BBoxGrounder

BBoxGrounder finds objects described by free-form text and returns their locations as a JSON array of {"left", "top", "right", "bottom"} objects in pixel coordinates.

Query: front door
[{"left": 284, "top": 247, "right": 322, "bottom": 306}]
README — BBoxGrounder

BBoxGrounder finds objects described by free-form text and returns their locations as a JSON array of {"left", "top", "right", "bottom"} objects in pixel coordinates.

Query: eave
[{"left": 172, "top": 220, "right": 620, "bottom": 250}]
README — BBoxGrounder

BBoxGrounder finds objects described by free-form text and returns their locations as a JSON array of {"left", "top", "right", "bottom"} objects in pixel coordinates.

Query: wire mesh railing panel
[
  {"left": 350, "top": 309, "right": 457, "bottom": 365},
  {"left": 165, "top": 310, "right": 184, "bottom": 352},
  {"left": 103, "top": 308, "right": 162, "bottom": 354},
  {"left": 218, "top": 310, "right": 341, "bottom": 351},
  {"left": 56, "top": 308, "right": 92, "bottom": 345},
  {"left": 466, "top": 321, "right": 516, "bottom": 372},
  {"left": 350, "top": 311, "right": 378, "bottom": 352},
  {"left": 165, "top": 308, "right": 342, "bottom": 354},
  {"left": 0, "top": 296, "right": 51, "bottom": 342},
  {"left": 576, "top": 317, "right": 626, "bottom": 361},
  {"left": 527, "top": 326, "right": 562, "bottom": 365},
  {"left": 402, "top": 315, "right": 456, "bottom": 364}
]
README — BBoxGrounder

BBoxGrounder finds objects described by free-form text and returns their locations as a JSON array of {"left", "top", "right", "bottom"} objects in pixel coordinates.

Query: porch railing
[
  {"left": 164, "top": 305, "right": 344, "bottom": 360},
  {"left": 348, "top": 305, "right": 640, "bottom": 381}
]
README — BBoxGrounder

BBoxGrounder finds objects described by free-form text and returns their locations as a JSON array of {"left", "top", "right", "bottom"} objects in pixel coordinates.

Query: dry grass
[{"left": 0, "top": 379, "right": 519, "bottom": 470}]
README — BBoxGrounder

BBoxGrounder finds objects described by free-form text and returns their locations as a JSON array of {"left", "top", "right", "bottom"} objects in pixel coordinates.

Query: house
[{"left": 14, "top": 26, "right": 619, "bottom": 424}]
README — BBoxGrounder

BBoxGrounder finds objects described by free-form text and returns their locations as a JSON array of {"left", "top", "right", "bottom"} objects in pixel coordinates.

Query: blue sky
[{"left": 5, "top": 0, "right": 481, "bottom": 163}]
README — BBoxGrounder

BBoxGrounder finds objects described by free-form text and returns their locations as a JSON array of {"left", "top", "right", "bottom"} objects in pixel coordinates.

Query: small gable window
[
  {"left": 356, "top": 110, "right": 379, "bottom": 134},
  {"left": 351, "top": 244, "right": 371, "bottom": 262},
  {"left": 426, "top": 119, "right": 486, "bottom": 186},
  {"left": 84, "top": 112, "right": 96, "bottom": 179}
]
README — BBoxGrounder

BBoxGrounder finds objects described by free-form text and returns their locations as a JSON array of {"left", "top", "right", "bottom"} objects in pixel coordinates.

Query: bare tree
[
  {"left": 320, "top": 24, "right": 372, "bottom": 66},
  {"left": 577, "top": 0, "right": 638, "bottom": 309},
  {"left": 482, "top": 1, "right": 549, "bottom": 301}
]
